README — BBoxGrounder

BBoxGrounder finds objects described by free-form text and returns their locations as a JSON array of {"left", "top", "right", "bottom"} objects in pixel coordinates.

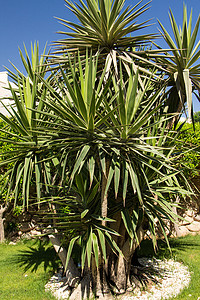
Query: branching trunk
[
  {"left": 47, "top": 163, "right": 146, "bottom": 299},
  {"left": 112, "top": 225, "right": 145, "bottom": 292}
]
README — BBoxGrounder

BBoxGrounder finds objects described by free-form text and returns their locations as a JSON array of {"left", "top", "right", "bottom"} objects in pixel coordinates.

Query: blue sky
[{"left": 0, "top": 0, "right": 200, "bottom": 111}]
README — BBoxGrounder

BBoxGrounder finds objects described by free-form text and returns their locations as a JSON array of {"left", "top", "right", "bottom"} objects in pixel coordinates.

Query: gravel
[
  {"left": 45, "top": 258, "right": 190, "bottom": 300},
  {"left": 122, "top": 258, "right": 191, "bottom": 300}
]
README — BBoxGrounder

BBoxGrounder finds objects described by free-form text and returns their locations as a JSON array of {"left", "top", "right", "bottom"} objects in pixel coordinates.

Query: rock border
[{"left": 45, "top": 257, "right": 190, "bottom": 300}]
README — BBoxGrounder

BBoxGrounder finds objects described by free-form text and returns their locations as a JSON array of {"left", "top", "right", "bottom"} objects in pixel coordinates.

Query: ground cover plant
[{"left": 0, "top": 0, "right": 200, "bottom": 298}]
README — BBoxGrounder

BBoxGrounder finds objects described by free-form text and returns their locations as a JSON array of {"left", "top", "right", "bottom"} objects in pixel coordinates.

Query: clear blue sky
[{"left": 0, "top": 0, "right": 200, "bottom": 111}]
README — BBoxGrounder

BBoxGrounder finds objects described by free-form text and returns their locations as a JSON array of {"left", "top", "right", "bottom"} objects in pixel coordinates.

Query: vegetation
[
  {"left": 0, "top": 240, "right": 56, "bottom": 300},
  {"left": 177, "top": 122, "right": 200, "bottom": 178},
  {"left": 0, "top": 0, "right": 200, "bottom": 298},
  {"left": 194, "top": 111, "right": 200, "bottom": 123},
  {"left": 1, "top": 235, "right": 200, "bottom": 299},
  {"left": 156, "top": 4, "right": 200, "bottom": 124}
]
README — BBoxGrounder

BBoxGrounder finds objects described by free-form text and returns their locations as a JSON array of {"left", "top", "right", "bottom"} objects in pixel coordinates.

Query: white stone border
[
  {"left": 123, "top": 258, "right": 190, "bottom": 300},
  {"left": 45, "top": 258, "right": 191, "bottom": 300}
]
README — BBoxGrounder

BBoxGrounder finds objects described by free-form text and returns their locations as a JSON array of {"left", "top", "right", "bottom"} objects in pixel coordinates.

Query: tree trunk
[
  {"left": 166, "top": 87, "right": 185, "bottom": 129},
  {"left": 0, "top": 203, "right": 8, "bottom": 243},
  {"left": 48, "top": 233, "right": 80, "bottom": 288},
  {"left": 101, "top": 160, "right": 110, "bottom": 226},
  {"left": 111, "top": 225, "right": 145, "bottom": 292},
  {"left": 171, "top": 196, "right": 182, "bottom": 237},
  {"left": 48, "top": 223, "right": 145, "bottom": 299},
  {"left": 47, "top": 167, "right": 146, "bottom": 299}
]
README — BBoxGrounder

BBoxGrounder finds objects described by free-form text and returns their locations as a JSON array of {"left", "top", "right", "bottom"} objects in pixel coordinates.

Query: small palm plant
[{"left": 0, "top": 42, "right": 56, "bottom": 207}]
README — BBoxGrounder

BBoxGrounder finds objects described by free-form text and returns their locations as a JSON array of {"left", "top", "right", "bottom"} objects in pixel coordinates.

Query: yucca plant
[
  {"left": 49, "top": 0, "right": 161, "bottom": 79},
  {"left": 0, "top": 42, "right": 58, "bottom": 208},
  {"left": 25, "top": 53, "right": 191, "bottom": 297},
  {"left": 0, "top": 1, "right": 195, "bottom": 299},
  {"left": 156, "top": 4, "right": 200, "bottom": 122},
  {"left": 54, "top": 0, "right": 154, "bottom": 50}
]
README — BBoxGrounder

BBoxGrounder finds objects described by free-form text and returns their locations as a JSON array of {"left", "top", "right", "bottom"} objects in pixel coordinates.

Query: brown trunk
[
  {"left": 167, "top": 97, "right": 184, "bottom": 129},
  {"left": 101, "top": 160, "right": 110, "bottom": 226},
  {"left": 107, "top": 211, "right": 122, "bottom": 284},
  {"left": 92, "top": 255, "right": 111, "bottom": 298},
  {"left": 69, "top": 272, "right": 93, "bottom": 300},
  {"left": 114, "top": 226, "right": 145, "bottom": 291},
  {"left": 99, "top": 159, "right": 113, "bottom": 295},
  {"left": 0, "top": 203, "right": 8, "bottom": 243},
  {"left": 48, "top": 233, "right": 80, "bottom": 288},
  {"left": 0, "top": 212, "right": 5, "bottom": 242},
  {"left": 171, "top": 196, "right": 182, "bottom": 237},
  {"left": 70, "top": 257, "right": 111, "bottom": 300},
  {"left": 54, "top": 222, "right": 145, "bottom": 298}
]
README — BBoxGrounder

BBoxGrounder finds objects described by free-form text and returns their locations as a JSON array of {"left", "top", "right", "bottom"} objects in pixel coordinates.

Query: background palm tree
[{"left": 156, "top": 4, "right": 200, "bottom": 124}]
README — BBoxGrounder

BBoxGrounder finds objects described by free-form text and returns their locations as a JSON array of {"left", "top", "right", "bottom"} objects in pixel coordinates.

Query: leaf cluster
[{"left": 0, "top": 0, "right": 198, "bottom": 272}]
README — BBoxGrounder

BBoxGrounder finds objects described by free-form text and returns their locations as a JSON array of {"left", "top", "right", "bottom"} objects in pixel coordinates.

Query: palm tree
[
  {"left": 0, "top": 42, "right": 55, "bottom": 207},
  {"left": 156, "top": 4, "right": 200, "bottom": 124},
  {"left": 54, "top": 0, "right": 154, "bottom": 50},
  {"left": 51, "top": 0, "right": 200, "bottom": 124},
  {"left": 50, "top": 0, "right": 161, "bottom": 79},
  {"left": 0, "top": 0, "right": 194, "bottom": 298},
  {"left": 1, "top": 50, "right": 192, "bottom": 297}
]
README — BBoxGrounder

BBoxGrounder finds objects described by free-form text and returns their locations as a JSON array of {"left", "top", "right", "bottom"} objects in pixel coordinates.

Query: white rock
[
  {"left": 194, "top": 215, "right": 200, "bottom": 222},
  {"left": 180, "top": 216, "right": 193, "bottom": 225},
  {"left": 176, "top": 226, "right": 190, "bottom": 237},
  {"left": 187, "top": 221, "right": 200, "bottom": 232},
  {"left": 185, "top": 209, "right": 195, "bottom": 217},
  {"left": 30, "top": 229, "right": 41, "bottom": 236}
]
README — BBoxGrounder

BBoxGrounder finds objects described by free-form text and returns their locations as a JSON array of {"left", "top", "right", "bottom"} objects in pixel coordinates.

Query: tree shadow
[
  {"left": 11, "top": 239, "right": 60, "bottom": 273},
  {"left": 129, "top": 236, "right": 200, "bottom": 292},
  {"left": 138, "top": 235, "right": 200, "bottom": 260},
  {"left": 131, "top": 258, "right": 164, "bottom": 290}
]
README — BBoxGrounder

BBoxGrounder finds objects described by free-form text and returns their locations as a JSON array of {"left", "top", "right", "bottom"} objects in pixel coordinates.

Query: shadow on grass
[
  {"left": 138, "top": 235, "right": 200, "bottom": 260},
  {"left": 11, "top": 239, "right": 60, "bottom": 273},
  {"left": 7, "top": 235, "right": 200, "bottom": 280}
]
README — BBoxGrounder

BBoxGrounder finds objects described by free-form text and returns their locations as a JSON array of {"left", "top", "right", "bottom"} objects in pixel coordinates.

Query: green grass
[
  {"left": 138, "top": 234, "right": 200, "bottom": 299},
  {"left": 1, "top": 235, "right": 200, "bottom": 299},
  {"left": 0, "top": 239, "right": 57, "bottom": 300}
]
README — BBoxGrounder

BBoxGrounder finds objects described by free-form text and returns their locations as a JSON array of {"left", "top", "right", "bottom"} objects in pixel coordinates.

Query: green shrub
[{"left": 177, "top": 122, "right": 200, "bottom": 178}]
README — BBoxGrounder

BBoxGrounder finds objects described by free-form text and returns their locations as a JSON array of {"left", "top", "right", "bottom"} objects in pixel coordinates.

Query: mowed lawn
[
  {"left": 167, "top": 235, "right": 200, "bottom": 299},
  {"left": 1, "top": 235, "right": 200, "bottom": 299},
  {"left": 0, "top": 240, "right": 57, "bottom": 300}
]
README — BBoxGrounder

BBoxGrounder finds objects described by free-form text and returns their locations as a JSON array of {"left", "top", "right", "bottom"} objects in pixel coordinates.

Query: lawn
[
  {"left": 0, "top": 239, "right": 57, "bottom": 300},
  {"left": 167, "top": 235, "right": 200, "bottom": 299},
  {"left": 0, "top": 235, "right": 200, "bottom": 299}
]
